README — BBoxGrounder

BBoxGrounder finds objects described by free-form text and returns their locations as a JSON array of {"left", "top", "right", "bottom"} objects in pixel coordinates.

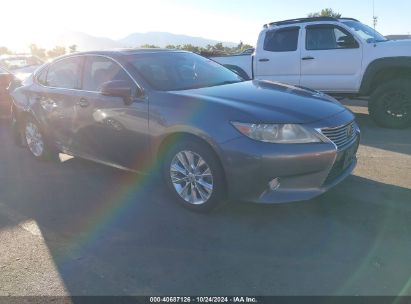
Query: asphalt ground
[{"left": 0, "top": 99, "right": 410, "bottom": 297}]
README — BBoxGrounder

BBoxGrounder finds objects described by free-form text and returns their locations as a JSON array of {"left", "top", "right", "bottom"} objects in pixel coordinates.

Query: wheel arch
[
  {"left": 156, "top": 131, "right": 228, "bottom": 190},
  {"left": 13, "top": 107, "right": 40, "bottom": 132},
  {"left": 360, "top": 57, "right": 411, "bottom": 96}
]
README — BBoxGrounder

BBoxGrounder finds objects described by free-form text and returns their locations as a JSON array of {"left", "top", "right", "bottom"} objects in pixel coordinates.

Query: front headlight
[{"left": 231, "top": 122, "right": 322, "bottom": 144}]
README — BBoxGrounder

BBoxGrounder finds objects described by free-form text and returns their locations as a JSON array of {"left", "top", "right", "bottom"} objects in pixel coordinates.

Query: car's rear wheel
[
  {"left": 369, "top": 80, "right": 411, "bottom": 129},
  {"left": 23, "top": 117, "right": 55, "bottom": 160},
  {"left": 163, "top": 139, "right": 226, "bottom": 212}
]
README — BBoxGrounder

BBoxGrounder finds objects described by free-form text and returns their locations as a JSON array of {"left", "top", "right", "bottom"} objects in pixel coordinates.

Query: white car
[
  {"left": 0, "top": 54, "right": 44, "bottom": 81},
  {"left": 211, "top": 17, "right": 411, "bottom": 128}
]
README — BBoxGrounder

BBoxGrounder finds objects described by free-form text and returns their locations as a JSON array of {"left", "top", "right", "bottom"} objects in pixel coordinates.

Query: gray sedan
[{"left": 11, "top": 49, "right": 360, "bottom": 211}]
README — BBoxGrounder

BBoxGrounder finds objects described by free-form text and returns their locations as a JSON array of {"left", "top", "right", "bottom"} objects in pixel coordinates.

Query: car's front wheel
[
  {"left": 369, "top": 79, "right": 411, "bottom": 129},
  {"left": 163, "top": 139, "right": 227, "bottom": 212}
]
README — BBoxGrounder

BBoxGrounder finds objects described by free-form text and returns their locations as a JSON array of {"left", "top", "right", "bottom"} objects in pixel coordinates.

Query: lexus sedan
[{"left": 11, "top": 49, "right": 360, "bottom": 211}]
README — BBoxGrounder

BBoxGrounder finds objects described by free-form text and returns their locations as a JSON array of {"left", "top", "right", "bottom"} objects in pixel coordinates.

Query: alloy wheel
[
  {"left": 25, "top": 122, "right": 44, "bottom": 157},
  {"left": 382, "top": 91, "right": 410, "bottom": 119},
  {"left": 170, "top": 150, "right": 214, "bottom": 205}
]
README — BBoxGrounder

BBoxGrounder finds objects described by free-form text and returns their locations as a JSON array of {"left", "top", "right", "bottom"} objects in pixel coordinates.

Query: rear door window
[
  {"left": 46, "top": 57, "right": 82, "bottom": 89},
  {"left": 263, "top": 27, "right": 300, "bottom": 52},
  {"left": 36, "top": 67, "right": 48, "bottom": 86}
]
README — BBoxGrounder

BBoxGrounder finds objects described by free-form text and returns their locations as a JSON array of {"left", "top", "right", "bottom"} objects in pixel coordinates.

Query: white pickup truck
[{"left": 211, "top": 17, "right": 411, "bottom": 128}]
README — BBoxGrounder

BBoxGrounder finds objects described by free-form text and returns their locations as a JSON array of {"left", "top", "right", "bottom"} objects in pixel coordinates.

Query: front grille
[
  {"left": 321, "top": 121, "right": 357, "bottom": 150},
  {"left": 323, "top": 136, "right": 360, "bottom": 185}
]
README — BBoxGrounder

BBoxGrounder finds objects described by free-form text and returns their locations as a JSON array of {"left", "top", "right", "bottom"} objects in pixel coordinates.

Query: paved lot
[{"left": 0, "top": 100, "right": 410, "bottom": 296}]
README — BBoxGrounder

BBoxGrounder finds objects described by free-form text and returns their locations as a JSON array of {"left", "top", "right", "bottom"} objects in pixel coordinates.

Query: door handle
[
  {"left": 77, "top": 98, "right": 89, "bottom": 108},
  {"left": 259, "top": 58, "right": 270, "bottom": 62},
  {"left": 302, "top": 56, "right": 315, "bottom": 61}
]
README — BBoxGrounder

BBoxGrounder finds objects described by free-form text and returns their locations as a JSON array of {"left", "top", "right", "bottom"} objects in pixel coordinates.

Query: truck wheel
[{"left": 369, "top": 80, "right": 411, "bottom": 129}]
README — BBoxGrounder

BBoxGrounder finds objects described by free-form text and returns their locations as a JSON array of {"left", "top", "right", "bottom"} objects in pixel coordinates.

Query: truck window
[
  {"left": 263, "top": 27, "right": 299, "bottom": 52},
  {"left": 306, "top": 24, "right": 358, "bottom": 50}
]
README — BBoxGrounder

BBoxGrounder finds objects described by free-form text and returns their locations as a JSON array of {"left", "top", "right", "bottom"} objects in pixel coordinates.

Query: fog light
[{"left": 269, "top": 178, "right": 280, "bottom": 191}]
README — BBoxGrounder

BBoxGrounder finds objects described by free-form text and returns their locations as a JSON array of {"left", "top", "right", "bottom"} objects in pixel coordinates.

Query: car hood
[
  {"left": 379, "top": 39, "right": 411, "bottom": 46},
  {"left": 168, "top": 80, "right": 347, "bottom": 124},
  {"left": 373, "top": 39, "right": 411, "bottom": 53}
]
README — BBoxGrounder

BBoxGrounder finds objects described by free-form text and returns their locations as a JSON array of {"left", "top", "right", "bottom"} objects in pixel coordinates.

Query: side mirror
[
  {"left": 100, "top": 80, "right": 134, "bottom": 104},
  {"left": 337, "top": 36, "right": 358, "bottom": 48}
]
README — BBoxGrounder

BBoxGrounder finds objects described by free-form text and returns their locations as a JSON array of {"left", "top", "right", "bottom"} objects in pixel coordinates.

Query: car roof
[
  {"left": 64, "top": 48, "right": 188, "bottom": 58},
  {"left": 46, "top": 48, "right": 190, "bottom": 63}
]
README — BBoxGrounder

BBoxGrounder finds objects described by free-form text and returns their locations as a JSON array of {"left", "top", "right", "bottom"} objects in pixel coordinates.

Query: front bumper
[{"left": 219, "top": 127, "right": 360, "bottom": 204}]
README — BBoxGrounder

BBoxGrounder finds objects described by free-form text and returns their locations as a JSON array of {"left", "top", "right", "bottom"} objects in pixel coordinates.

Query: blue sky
[
  {"left": 2, "top": 0, "right": 410, "bottom": 50},
  {"left": 175, "top": 0, "right": 409, "bottom": 40}
]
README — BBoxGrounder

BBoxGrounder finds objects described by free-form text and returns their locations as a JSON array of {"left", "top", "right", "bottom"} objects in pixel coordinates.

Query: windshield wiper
[
  {"left": 207, "top": 80, "right": 243, "bottom": 87},
  {"left": 173, "top": 80, "right": 245, "bottom": 91}
]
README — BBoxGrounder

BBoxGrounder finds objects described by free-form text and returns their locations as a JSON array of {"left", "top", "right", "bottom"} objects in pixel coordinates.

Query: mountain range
[{"left": 54, "top": 31, "right": 238, "bottom": 51}]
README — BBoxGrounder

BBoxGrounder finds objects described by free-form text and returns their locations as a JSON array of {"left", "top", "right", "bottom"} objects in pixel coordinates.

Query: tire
[
  {"left": 369, "top": 79, "right": 411, "bottom": 129},
  {"left": 162, "top": 138, "right": 227, "bottom": 212},
  {"left": 23, "top": 116, "right": 57, "bottom": 160}
]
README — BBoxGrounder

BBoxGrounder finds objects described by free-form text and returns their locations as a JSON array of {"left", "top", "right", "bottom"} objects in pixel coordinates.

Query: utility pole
[
  {"left": 372, "top": 0, "right": 378, "bottom": 45},
  {"left": 372, "top": 0, "right": 378, "bottom": 28}
]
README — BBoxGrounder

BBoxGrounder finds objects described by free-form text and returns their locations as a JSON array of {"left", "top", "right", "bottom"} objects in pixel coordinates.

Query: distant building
[{"left": 386, "top": 35, "right": 411, "bottom": 40}]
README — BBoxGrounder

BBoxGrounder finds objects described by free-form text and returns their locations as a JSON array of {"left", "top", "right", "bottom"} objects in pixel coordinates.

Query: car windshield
[
  {"left": 127, "top": 52, "right": 244, "bottom": 91},
  {"left": 0, "top": 56, "right": 43, "bottom": 70},
  {"left": 342, "top": 20, "right": 388, "bottom": 43}
]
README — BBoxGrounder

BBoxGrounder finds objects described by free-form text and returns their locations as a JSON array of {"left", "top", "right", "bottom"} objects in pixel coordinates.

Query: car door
[
  {"left": 254, "top": 26, "right": 301, "bottom": 85},
  {"left": 300, "top": 24, "right": 363, "bottom": 92},
  {"left": 72, "top": 55, "right": 149, "bottom": 171},
  {"left": 33, "top": 56, "right": 83, "bottom": 153}
]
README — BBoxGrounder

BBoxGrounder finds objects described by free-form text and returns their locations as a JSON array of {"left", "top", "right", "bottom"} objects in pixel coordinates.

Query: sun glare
[{"left": 1, "top": 0, "right": 257, "bottom": 53}]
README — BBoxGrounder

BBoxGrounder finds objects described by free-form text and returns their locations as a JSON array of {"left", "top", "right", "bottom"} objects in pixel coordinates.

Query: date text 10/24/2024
[{"left": 149, "top": 297, "right": 258, "bottom": 303}]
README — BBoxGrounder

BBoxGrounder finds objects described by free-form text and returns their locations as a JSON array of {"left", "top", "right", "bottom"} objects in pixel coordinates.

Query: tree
[
  {"left": 140, "top": 44, "right": 160, "bottom": 48},
  {"left": 29, "top": 44, "right": 47, "bottom": 59},
  {"left": 181, "top": 44, "right": 201, "bottom": 53},
  {"left": 213, "top": 43, "right": 224, "bottom": 51},
  {"left": 236, "top": 41, "right": 254, "bottom": 52},
  {"left": 308, "top": 8, "right": 342, "bottom": 18},
  {"left": 141, "top": 41, "right": 256, "bottom": 56},
  {"left": 69, "top": 44, "right": 77, "bottom": 53},
  {"left": 0, "top": 46, "right": 11, "bottom": 55},
  {"left": 47, "top": 46, "right": 66, "bottom": 58}
]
